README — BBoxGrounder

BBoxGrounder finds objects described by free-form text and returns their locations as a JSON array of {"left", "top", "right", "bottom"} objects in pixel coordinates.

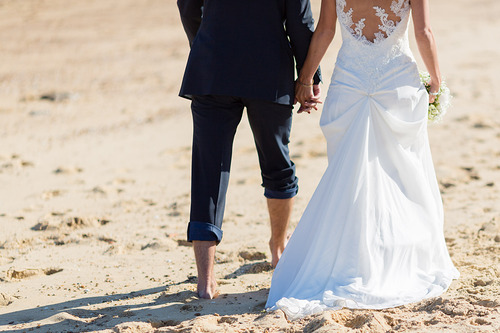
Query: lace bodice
[
  {"left": 334, "top": 0, "right": 416, "bottom": 91},
  {"left": 337, "top": 0, "right": 410, "bottom": 45}
]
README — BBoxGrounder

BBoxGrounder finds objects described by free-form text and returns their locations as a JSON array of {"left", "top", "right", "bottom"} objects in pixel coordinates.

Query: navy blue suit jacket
[{"left": 178, "top": 0, "right": 321, "bottom": 106}]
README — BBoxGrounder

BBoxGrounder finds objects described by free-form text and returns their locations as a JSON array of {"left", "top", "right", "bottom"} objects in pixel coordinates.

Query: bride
[{"left": 266, "top": 0, "right": 459, "bottom": 319}]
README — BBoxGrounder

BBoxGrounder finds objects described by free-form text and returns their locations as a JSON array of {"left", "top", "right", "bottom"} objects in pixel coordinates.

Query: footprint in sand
[
  {"left": 472, "top": 121, "right": 492, "bottom": 129},
  {"left": 478, "top": 220, "right": 499, "bottom": 238},
  {"left": 166, "top": 202, "right": 181, "bottom": 216},
  {"left": 157, "top": 290, "right": 198, "bottom": 303},
  {"left": 0, "top": 256, "right": 15, "bottom": 265},
  {"left": 461, "top": 166, "right": 481, "bottom": 180},
  {"left": 41, "top": 190, "right": 65, "bottom": 200},
  {"left": 473, "top": 278, "right": 493, "bottom": 287},
  {"left": 253, "top": 311, "right": 288, "bottom": 329},
  {"left": 439, "top": 180, "right": 456, "bottom": 190},
  {"left": 238, "top": 250, "right": 267, "bottom": 261},
  {"left": 113, "top": 322, "right": 155, "bottom": 333},
  {"left": 6, "top": 267, "right": 63, "bottom": 280},
  {"left": 0, "top": 238, "right": 35, "bottom": 250},
  {"left": 103, "top": 243, "right": 137, "bottom": 255},
  {"left": 166, "top": 200, "right": 190, "bottom": 218},
  {"left": 176, "top": 239, "right": 192, "bottom": 247},
  {"left": 215, "top": 252, "right": 234, "bottom": 264},
  {"left": 419, "top": 297, "right": 482, "bottom": 317},
  {"left": 470, "top": 318, "right": 492, "bottom": 326},
  {"left": 180, "top": 304, "right": 203, "bottom": 312},
  {"left": 114, "top": 199, "right": 155, "bottom": 213},
  {"left": 53, "top": 166, "right": 83, "bottom": 174},
  {"left": 63, "top": 216, "right": 110, "bottom": 229},
  {"left": 0, "top": 155, "right": 34, "bottom": 171},
  {"left": 31, "top": 216, "right": 110, "bottom": 232},
  {"left": 39, "top": 91, "right": 77, "bottom": 102},
  {"left": 90, "top": 186, "right": 108, "bottom": 195},
  {"left": 149, "top": 320, "right": 180, "bottom": 329},
  {"left": 224, "top": 261, "right": 273, "bottom": 279},
  {"left": 31, "top": 221, "right": 58, "bottom": 231},
  {"left": 98, "top": 236, "right": 117, "bottom": 244},
  {"left": 0, "top": 293, "right": 15, "bottom": 306},
  {"left": 112, "top": 178, "right": 136, "bottom": 185},
  {"left": 218, "top": 316, "right": 238, "bottom": 324},
  {"left": 175, "top": 316, "right": 222, "bottom": 331},
  {"left": 141, "top": 239, "right": 177, "bottom": 251}
]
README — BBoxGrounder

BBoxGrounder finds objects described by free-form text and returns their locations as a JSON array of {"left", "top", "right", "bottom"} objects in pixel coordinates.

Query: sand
[{"left": 0, "top": 0, "right": 499, "bottom": 332}]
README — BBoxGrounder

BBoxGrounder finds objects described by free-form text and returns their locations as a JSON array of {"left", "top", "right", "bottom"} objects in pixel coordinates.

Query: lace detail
[
  {"left": 374, "top": 6, "right": 396, "bottom": 39},
  {"left": 334, "top": 0, "right": 414, "bottom": 91},
  {"left": 354, "top": 19, "right": 366, "bottom": 38},
  {"left": 337, "top": 1, "right": 370, "bottom": 44},
  {"left": 391, "top": 0, "right": 410, "bottom": 17},
  {"left": 337, "top": 0, "right": 410, "bottom": 45},
  {"left": 373, "top": 31, "right": 386, "bottom": 44}
]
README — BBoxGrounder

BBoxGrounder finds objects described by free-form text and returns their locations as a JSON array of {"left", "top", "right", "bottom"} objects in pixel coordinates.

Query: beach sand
[{"left": 0, "top": 0, "right": 499, "bottom": 332}]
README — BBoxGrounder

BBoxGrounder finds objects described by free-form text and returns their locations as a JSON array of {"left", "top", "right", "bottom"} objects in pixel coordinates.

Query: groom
[{"left": 177, "top": 0, "right": 321, "bottom": 299}]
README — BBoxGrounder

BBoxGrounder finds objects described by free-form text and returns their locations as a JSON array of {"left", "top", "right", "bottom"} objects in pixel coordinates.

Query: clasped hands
[{"left": 294, "top": 80, "right": 322, "bottom": 114}]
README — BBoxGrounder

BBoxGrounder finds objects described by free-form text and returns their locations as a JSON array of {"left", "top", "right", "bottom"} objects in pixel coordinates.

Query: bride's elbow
[
  {"left": 414, "top": 27, "right": 434, "bottom": 43},
  {"left": 315, "top": 27, "right": 336, "bottom": 43}
]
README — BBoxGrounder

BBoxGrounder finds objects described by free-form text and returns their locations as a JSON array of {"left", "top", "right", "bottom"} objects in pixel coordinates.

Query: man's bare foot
[
  {"left": 269, "top": 239, "right": 283, "bottom": 268},
  {"left": 267, "top": 197, "right": 294, "bottom": 268},
  {"left": 269, "top": 233, "right": 291, "bottom": 268},
  {"left": 197, "top": 277, "right": 219, "bottom": 299},
  {"left": 193, "top": 240, "right": 218, "bottom": 299}
]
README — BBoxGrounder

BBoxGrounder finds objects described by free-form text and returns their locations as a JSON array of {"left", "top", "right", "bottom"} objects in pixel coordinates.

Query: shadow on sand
[{"left": 1, "top": 276, "right": 271, "bottom": 333}]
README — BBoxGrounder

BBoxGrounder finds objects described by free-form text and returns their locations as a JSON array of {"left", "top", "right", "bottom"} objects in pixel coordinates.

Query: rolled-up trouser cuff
[
  {"left": 187, "top": 221, "right": 223, "bottom": 243},
  {"left": 264, "top": 186, "right": 298, "bottom": 199}
]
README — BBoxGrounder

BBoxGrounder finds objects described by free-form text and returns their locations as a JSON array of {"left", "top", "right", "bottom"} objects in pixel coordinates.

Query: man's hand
[{"left": 297, "top": 84, "right": 322, "bottom": 114}]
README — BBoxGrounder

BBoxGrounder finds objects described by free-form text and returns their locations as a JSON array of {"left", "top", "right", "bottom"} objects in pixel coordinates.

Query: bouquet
[{"left": 419, "top": 71, "right": 452, "bottom": 123}]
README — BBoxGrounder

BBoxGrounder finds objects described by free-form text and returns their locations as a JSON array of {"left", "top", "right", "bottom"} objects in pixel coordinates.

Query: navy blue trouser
[{"left": 188, "top": 95, "right": 298, "bottom": 243}]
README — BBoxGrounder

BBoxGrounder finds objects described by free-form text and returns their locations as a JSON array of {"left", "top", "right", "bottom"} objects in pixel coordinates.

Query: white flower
[{"left": 419, "top": 71, "right": 452, "bottom": 123}]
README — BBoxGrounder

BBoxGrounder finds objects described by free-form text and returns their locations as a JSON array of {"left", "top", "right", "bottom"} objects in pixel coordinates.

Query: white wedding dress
[{"left": 266, "top": 0, "right": 459, "bottom": 320}]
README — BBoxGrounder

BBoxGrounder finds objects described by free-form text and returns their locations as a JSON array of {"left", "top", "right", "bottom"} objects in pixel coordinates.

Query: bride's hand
[
  {"left": 428, "top": 78, "right": 440, "bottom": 104},
  {"left": 296, "top": 82, "right": 322, "bottom": 114}
]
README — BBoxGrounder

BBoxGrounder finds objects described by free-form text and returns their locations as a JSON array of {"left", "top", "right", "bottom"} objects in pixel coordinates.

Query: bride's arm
[
  {"left": 296, "top": 0, "right": 337, "bottom": 112},
  {"left": 411, "top": 0, "right": 440, "bottom": 103}
]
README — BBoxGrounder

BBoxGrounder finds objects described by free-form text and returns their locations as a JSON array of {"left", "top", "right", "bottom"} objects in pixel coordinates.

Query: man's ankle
[{"left": 193, "top": 240, "right": 217, "bottom": 298}]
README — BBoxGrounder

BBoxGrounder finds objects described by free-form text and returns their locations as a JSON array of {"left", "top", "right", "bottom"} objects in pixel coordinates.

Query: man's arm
[
  {"left": 285, "top": 0, "right": 322, "bottom": 85},
  {"left": 177, "top": 0, "right": 203, "bottom": 47}
]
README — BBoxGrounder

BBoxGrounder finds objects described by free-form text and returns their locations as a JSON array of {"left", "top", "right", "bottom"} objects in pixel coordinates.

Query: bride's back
[
  {"left": 337, "top": 0, "right": 410, "bottom": 44},
  {"left": 333, "top": 0, "right": 416, "bottom": 91}
]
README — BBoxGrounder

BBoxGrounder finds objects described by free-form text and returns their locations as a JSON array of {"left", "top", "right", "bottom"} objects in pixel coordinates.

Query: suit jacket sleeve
[
  {"left": 177, "top": 0, "right": 203, "bottom": 47},
  {"left": 285, "top": 0, "right": 322, "bottom": 84}
]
